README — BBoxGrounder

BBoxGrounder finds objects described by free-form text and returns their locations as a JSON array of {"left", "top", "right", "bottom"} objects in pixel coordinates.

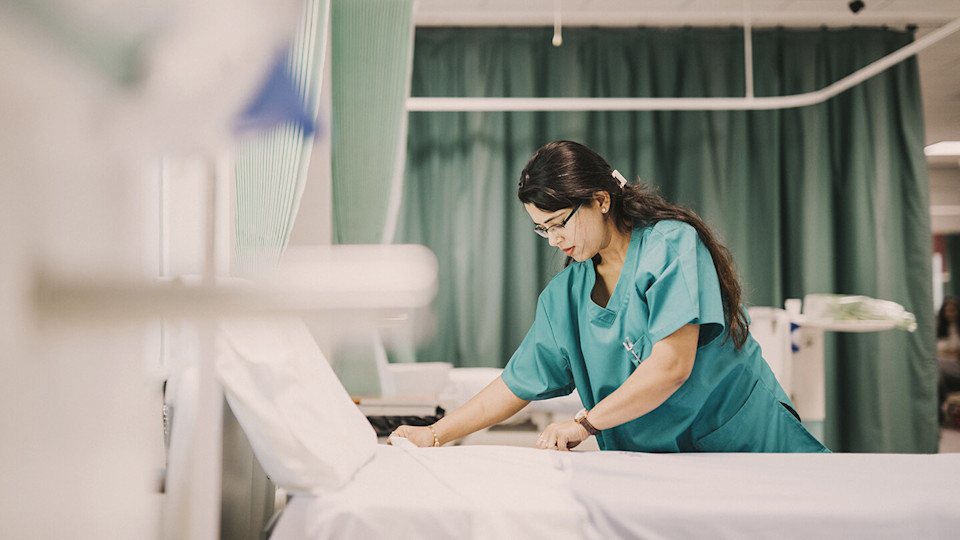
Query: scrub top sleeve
[
  {"left": 501, "top": 297, "right": 576, "bottom": 401},
  {"left": 638, "top": 222, "right": 726, "bottom": 347}
]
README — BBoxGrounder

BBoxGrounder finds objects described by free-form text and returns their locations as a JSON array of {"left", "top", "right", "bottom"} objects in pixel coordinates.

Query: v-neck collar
[{"left": 585, "top": 227, "right": 640, "bottom": 324}]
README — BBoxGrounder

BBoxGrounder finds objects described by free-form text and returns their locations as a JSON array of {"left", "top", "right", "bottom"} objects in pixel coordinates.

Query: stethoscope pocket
[{"left": 622, "top": 335, "right": 648, "bottom": 367}]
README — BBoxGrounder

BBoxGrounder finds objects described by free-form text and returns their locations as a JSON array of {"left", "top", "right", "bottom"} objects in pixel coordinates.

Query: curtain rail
[
  {"left": 414, "top": 13, "right": 957, "bottom": 28},
  {"left": 406, "top": 16, "right": 960, "bottom": 112}
]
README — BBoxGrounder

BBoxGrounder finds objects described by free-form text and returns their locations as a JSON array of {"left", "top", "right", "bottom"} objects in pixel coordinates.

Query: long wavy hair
[
  {"left": 937, "top": 297, "right": 959, "bottom": 339},
  {"left": 517, "top": 140, "right": 749, "bottom": 349}
]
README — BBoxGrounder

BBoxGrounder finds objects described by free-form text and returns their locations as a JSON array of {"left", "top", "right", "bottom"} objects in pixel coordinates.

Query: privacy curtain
[
  {"left": 398, "top": 27, "right": 936, "bottom": 453},
  {"left": 330, "top": 0, "right": 415, "bottom": 244},
  {"left": 234, "top": 0, "right": 329, "bottom": 272},
  {"left": 323, "top": 0, "right": 417, "bottom": 395}
]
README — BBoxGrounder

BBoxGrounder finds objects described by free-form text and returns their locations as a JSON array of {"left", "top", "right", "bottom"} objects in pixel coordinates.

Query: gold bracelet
[{"left": 428, "top": 425, "right": 441, "bottom": 447}]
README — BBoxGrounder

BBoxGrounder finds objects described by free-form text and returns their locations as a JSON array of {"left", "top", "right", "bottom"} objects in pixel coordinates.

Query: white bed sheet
[
  {"left": 273, "top": 446, "right": 960, "bottom": 540},
  {"left": 271, "top": 444, "right": 590, "bottom": 540},
  {"left": 570, "top": 451, "right": 960, "bottom": 540}
]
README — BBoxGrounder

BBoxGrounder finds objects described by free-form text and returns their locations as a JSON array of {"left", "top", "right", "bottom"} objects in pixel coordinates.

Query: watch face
[{"left": 575, "top": 409, "right": 587, "bottom": 421}]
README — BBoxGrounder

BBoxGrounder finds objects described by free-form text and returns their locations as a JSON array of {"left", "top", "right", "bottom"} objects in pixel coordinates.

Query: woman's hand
[
  {"left": 536, "top": 420, "right": 590, "bottom": 451},
  {"left": 389, "top": 425, "right": 438, "bottom": 447}
]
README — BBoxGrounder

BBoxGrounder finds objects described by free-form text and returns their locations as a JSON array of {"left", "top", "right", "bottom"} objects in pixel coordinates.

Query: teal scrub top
[{"left": 502, "top": 221, "right": 828, "bottom": 453}]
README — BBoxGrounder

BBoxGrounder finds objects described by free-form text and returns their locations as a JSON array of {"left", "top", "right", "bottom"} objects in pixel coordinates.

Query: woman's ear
[{"left": 594, "top": 191, "right": 611, "bottom": 213}]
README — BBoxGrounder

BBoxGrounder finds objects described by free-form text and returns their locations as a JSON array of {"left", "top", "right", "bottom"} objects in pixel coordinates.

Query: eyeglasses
[{"left": 534, "top": 204, "right": 582, "bottom": 238}]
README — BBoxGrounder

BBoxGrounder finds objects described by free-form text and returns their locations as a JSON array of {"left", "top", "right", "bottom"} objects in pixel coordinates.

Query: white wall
[{"left": 930, "top": 165, "right": 960, "bottom": 234}]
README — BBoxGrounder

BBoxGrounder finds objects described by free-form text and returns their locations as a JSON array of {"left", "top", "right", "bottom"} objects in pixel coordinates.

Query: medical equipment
[{"left": 751, "top": 295, "right": 918, "bottom": 442}]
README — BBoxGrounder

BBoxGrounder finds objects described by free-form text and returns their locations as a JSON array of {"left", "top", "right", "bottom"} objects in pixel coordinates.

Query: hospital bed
[
  {"left": 272, "top": 445, "right": 959, "bottom": 540},
  {"left": 211, "top": 316, "right": 960, "bottom": 540}
]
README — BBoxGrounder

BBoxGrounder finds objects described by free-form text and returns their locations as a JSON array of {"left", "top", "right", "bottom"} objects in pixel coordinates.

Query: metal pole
[{"left": 406, "top": 17, "right": 960, "bottom": 112}]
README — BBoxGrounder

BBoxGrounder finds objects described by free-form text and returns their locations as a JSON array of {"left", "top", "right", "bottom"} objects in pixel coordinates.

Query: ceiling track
[
  {"left": 406, "top": 16, "right": 960, "bottom": 112},
  {"left": 413, "top": 9, "right": 960, "bottom": 29}
]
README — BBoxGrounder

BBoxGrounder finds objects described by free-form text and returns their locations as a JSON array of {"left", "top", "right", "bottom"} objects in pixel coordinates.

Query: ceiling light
[{"left": 925, "top": 141, "right": 960, "bottom": 156}]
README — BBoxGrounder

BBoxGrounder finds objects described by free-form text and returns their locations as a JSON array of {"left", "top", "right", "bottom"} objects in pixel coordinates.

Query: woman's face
[
  {"left": 524, "top": 196, "right": 613, "bottom": 262},
  {"left": 946, "top": 300, "right": 959, "bottom": 321}
]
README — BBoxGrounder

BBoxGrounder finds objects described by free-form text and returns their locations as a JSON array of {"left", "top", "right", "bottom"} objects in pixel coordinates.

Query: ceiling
[{"left": 413, "top": 0, "right": 960, "bottom": 169}]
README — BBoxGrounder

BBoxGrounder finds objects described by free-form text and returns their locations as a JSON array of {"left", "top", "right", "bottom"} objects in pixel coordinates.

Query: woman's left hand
[{"left": 536, "top": 420, "right": 590, "bottom": 451}]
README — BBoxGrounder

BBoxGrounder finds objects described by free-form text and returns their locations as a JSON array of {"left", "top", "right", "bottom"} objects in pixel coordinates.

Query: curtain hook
[{"left": 552, "top": 0, "right": 562, "bottom": 47}]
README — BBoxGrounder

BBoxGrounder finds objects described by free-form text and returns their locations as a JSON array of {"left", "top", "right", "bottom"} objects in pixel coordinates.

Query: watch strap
[{"left": 575, "top": 409, "right": 601, "bottom": 436}]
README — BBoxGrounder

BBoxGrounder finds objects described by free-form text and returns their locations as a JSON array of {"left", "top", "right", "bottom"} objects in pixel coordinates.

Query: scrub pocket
[{"left": 693, "top": 380, "right": 828, "bottom": 453}]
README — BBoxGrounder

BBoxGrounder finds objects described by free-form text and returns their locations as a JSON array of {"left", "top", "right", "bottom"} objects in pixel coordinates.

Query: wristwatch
[{"left": 574, "top": 408, "right": 601, "bottom": 436}]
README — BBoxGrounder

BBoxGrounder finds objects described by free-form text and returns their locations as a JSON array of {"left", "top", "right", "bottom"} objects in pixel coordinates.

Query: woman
[
  {"left": 937, "top": 297, "right": 960, "bottom": 359},
  {"left": 393, "top": 140, "right": 827, "bottom": 453},
  {"left": 936, "top": 297, "right": 960, "bottom": 424}
]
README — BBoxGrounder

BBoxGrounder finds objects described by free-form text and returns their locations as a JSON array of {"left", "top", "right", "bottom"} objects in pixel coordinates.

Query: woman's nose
[{"left": 548, "top": 233, "right": 561, "bottom": 247}]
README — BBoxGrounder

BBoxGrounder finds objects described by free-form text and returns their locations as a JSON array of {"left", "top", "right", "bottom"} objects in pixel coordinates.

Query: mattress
[
  {"left": 271, "top": 444, "right": 589, "bottom": 540},
  {"left": 271, "top": 444, "right": 960, "bottom": 540},
  {"left": 569, "top": 451, "right": 959, "bottom": 539}
]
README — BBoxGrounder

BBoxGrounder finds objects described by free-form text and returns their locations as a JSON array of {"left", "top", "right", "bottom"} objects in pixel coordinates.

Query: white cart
[{"left": 748, "top": 296, "right": 910, "bottom": 443}]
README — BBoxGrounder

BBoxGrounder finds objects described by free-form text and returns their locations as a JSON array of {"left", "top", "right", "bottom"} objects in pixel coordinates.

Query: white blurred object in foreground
[{"left": 0, "top": 1, "right": 304, "bottom": 539}]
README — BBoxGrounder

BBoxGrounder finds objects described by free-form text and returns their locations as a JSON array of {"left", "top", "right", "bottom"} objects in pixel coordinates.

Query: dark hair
[
  {"left": 518, "top": 140, "right": 749, "bottom": 349},
  {"left": 937, "top": 297, "right": 959, "bottom": 339}
]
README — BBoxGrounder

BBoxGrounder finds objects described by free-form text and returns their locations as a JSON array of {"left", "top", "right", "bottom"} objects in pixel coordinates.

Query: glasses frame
[{"left": 534, "top": 203, "right": 582, "bottom": 238}]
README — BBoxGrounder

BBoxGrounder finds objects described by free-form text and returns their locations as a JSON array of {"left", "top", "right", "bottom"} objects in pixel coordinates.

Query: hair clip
[{"left": 612, "top": 170, "right": 627, "bottom": 189}]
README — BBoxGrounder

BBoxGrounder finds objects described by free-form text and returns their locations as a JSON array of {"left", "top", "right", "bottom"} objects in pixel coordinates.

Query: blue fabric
[
  {"left": 502, "top": 221, "right": 827, "bottom": 453},
  {"left": 235, "top": 50, "right": 316, "bottom": 137}
]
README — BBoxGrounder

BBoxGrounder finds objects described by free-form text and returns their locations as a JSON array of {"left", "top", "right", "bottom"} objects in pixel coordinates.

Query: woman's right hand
[{"left": 389, "top": 425, "right": 438, "bottom": 447}]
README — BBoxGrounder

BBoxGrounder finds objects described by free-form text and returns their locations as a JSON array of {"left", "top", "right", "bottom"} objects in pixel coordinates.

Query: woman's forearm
[
  {"left": 432, "top": 376, "right": 529, "bottom": 445},
  {"left": 587, "top": 324, "right": 698, "bottom": 431}
]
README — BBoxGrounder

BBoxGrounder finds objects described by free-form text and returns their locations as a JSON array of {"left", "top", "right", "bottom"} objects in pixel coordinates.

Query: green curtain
[
  {"left": 399, "top": 26, "right": 936, "bottom": 453},
  {"left": 326, "top": 0, "right": 416, "bottom": 395},
  {"left": 330, "top": 0, "right": 415, "bottom": 244},
  {"left": 235, "top": 0, "right": 330, "bottom": 272}
]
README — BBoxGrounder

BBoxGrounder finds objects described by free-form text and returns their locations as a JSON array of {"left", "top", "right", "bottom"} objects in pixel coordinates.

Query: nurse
[{"left": 392, "top": 140, "right": 827, "bottom": 453}]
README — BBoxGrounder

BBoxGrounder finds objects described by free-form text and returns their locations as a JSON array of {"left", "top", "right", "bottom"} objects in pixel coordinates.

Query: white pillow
[{"left": 216, "top": 317, "right": 377, "bottom": 495}]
